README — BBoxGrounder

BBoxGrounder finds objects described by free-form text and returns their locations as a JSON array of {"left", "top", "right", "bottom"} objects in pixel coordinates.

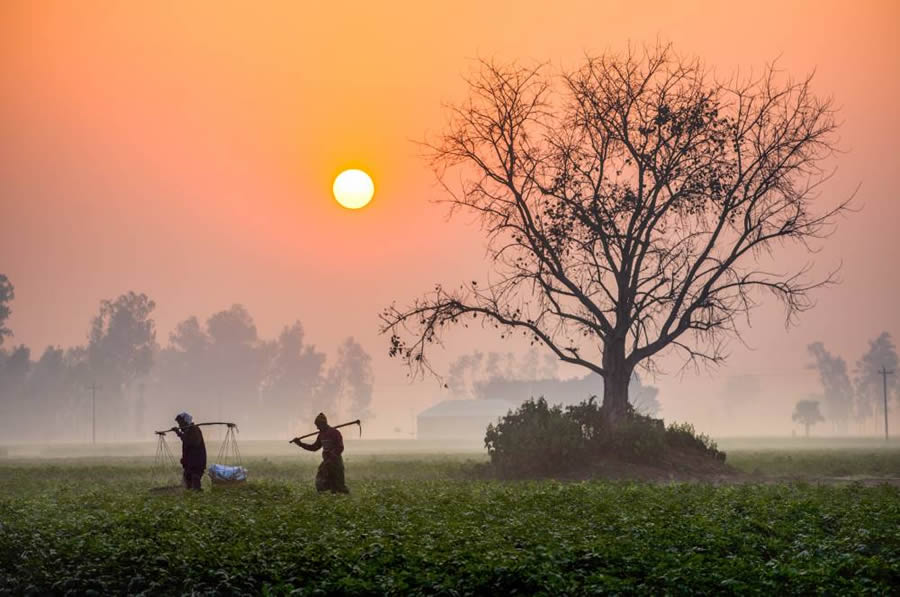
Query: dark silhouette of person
[
  {"left": 171, "top": 412, "right": 206, "bottom": 491},
  {"left": 292, "top": 412, "right": 349, "bottom": 493}
]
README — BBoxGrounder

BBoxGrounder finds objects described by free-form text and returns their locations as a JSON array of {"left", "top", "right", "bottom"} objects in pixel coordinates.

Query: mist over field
[{"left": 0, "top": 277, "right": 897, "bottom": 444}]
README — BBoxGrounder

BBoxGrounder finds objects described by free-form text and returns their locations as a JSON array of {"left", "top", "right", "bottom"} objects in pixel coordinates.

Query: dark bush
[
  {"left": 665, "top": 421, "right": 726, "bottom": 461},
  {"left": 603, "top": 414, "right": 667, "bottom": 462},
  {"left": 567, "top": 397, "right": 664, "bottom": 462},
  {"left": 485, "top": 396, "right": 726, "bottom": 477},
  {"left": 484, "top": 398, "right": 585, "bottom": 477}
]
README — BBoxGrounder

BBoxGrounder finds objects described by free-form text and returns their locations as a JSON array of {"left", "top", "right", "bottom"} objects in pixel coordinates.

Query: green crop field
[{"left": 1, "top": 446, "right": 899, "bottom": 595}]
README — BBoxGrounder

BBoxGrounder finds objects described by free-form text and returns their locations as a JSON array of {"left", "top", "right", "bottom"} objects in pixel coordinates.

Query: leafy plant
[
  {"left": 486, "top": 396, "right": 726, "bottom": 477},
  {"left": 0, "top": 458, "right": 897, "bottom": 594},
  {"left": 485, "top": 397, "right": 585, "bottom": 477},
  {"left": 665, "top": 421, "right": 725, "bottom": 460}
]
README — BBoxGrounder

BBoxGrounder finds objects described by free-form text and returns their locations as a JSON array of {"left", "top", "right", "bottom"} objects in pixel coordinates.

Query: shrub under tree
[{"left": 485, "top": 397, "right": 724, "bottom": 478}]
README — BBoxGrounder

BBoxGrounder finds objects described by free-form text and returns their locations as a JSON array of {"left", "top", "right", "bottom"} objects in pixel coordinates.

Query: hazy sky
[{"left": 2, "top": 1, "right": 899, "bottom": 436}]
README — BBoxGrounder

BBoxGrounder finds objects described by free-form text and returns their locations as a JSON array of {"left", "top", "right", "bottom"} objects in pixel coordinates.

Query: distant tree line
[
  {"left": 0, "top": 274, "right": 373, "bottom": 442},
  {"left": 445, "top": 349, "right": 661, "bottom": 417},
  {"left": 806, "top": 334, "right": 898, "bottom": 434}
]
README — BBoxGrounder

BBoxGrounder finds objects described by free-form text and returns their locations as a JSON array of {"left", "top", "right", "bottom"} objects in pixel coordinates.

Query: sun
[{"left": 332, "top": 169, "right": 375, "bottom": 210}]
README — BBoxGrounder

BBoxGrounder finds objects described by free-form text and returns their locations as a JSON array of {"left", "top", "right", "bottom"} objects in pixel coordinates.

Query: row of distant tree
[
  {"left": 441, "top": 334, "right": 896, "bottom": 436},
  {"left": 444, "top": 349, "right": 662, "bottom": 417},
  {"left": 0, "top": 274, "right": 373, "bottom": 442},
  {"left": 806, "top": 335, "right": 898, "bottom": 434}
]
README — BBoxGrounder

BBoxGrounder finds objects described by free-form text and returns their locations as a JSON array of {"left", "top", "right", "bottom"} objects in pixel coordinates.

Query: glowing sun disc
[{"left": 333, "top": 169, "right": 375, "bottom": 209}]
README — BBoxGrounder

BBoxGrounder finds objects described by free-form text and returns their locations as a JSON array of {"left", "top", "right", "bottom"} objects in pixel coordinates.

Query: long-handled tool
[
  {"left": 289, "top": 419, "right": 362, "bottom": 443},
  {"left": 155, "top": 422, "right": 237, "bottom": 435}
]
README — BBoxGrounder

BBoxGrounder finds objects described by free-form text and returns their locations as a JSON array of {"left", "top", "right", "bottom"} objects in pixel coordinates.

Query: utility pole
[
  {"left": 880, "top": 367, "right": 893, "bottom": 441},
  {"left": 89, "top": 381, "right": 101, "bottom": 445}
]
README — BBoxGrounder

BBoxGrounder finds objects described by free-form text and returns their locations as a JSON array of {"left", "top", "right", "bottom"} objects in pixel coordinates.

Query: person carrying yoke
[{"left": 170, "top": 411, "right": 206, "bottom": 491}]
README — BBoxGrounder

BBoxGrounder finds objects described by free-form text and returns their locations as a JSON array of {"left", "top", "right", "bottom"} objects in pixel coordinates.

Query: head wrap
[
  {"left": 175, "top": 412, "right": 193, "bottom": 426},
  {"left": 314, "top": 412, "right": 328, "bottom": 427}
]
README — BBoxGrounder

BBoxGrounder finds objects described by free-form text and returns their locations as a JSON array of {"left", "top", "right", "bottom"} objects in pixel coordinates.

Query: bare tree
[
  {"left": 792, "top": 399, "right": 825, "bottom": 438},
  {"left": 0, "top": 274, "right": 14, "bottom": 345},
  {"left": 88, "top": 291, "right": 158, "bottom": 392},
  {"left": 807, "top": 341, "right": 853, "bottom": 433},
  {"left": 381, "top": 45, "right": 849, "bottom": 420}
]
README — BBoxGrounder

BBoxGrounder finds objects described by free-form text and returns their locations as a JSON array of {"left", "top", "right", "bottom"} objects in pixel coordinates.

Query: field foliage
[{"left": 1, "top": 453, "right": 898, "bottom": 595}]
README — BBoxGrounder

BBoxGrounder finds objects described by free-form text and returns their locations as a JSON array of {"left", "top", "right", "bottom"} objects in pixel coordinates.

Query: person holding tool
[{"left": 291, "top": 413, "right": 354, "bottom": 494}]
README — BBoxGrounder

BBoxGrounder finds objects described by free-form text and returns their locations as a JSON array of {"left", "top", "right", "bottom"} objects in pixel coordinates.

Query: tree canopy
[
  {"left": 382, "top": 44, "right": 849, "bottom": 418},
  {"left": 792, "top": 399, "right": 825, "bottom": 437}
]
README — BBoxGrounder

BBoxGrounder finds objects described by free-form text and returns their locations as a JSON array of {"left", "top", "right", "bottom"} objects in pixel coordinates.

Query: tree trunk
[
  {"left": 805, "top": 423, "right": 810, "bottom": 438},
  {"left": 602, "top": 337, "right": 632, "bottom": 423}
]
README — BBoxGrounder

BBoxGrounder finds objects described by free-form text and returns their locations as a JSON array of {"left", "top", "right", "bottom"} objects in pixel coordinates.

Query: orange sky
[{"left": 2, "top": 0, "right": 899, "bottom": 436}]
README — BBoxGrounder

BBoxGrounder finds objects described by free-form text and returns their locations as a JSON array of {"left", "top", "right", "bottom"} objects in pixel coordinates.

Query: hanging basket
[
  {"left": 151, "top": 430, "right": 183, "bottom": 493},
  {"left": 208, "top": 423, "right": 247, "bottom": 487},
  {"left": 208, "top": 465, "right": 248, "bottom": 486}
]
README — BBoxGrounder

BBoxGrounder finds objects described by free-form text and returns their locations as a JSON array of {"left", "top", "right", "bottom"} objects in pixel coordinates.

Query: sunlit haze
[{"left": 2, "top": 0, "right": 899, "bottom": 439}]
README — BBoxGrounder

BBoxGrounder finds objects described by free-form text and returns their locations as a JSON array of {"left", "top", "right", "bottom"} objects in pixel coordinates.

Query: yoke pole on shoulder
[
  {"left": 154, "top": 422, "right": 238, "bottom": 435},
  {"left": 289, "top": 419, "right": 362, "bottom": 443}
]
